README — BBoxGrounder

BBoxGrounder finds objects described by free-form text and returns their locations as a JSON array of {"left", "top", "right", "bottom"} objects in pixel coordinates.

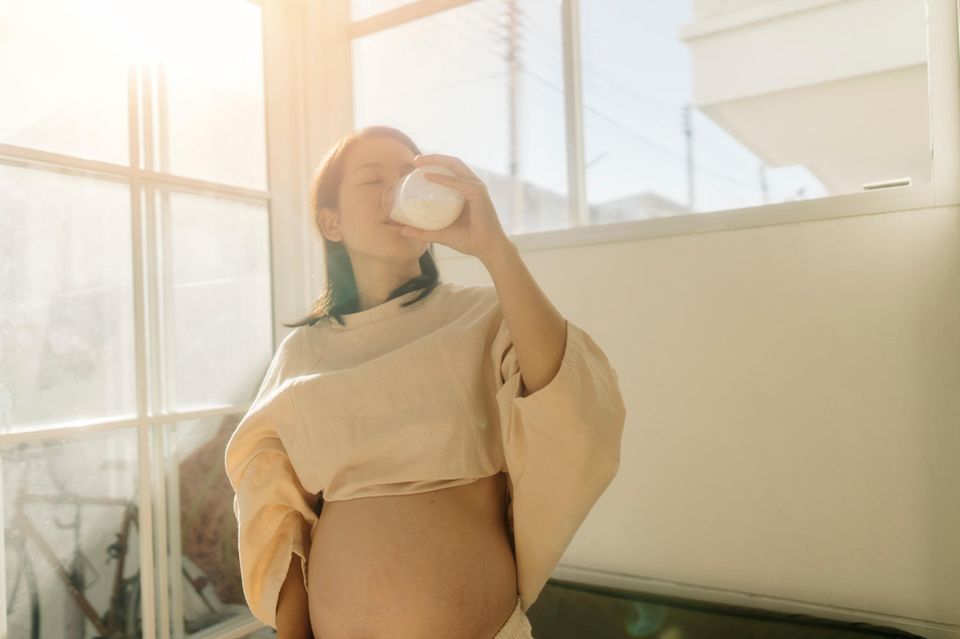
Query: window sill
[{"left": 434, "top": 181, "right": 949, "bottom": 257}]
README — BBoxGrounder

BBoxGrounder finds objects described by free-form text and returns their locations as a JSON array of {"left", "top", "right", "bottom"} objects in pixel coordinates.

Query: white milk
[
  {"left": 401, "top": 197, "right": 464, "bottom": 230},
  {"left": 386, "top": 165, "right": 466, "bottom": 230}
]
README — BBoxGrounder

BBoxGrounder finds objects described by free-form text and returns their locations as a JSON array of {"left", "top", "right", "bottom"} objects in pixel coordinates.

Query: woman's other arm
[
  {"left": 276, "top": 555, "right": 312, "bottom": 639},
  {"left": 481, "top": 239, "right": 567, "bottom": 395}
]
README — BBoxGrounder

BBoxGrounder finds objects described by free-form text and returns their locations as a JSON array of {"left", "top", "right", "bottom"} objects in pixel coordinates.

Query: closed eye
[{"left": 362, "top": 180, "right": 382, "bottom": 185}]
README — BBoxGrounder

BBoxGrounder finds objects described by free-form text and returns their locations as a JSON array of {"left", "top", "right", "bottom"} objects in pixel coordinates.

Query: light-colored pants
[{"left": 492, "top": 596, "right": 535, "bottom": 639}]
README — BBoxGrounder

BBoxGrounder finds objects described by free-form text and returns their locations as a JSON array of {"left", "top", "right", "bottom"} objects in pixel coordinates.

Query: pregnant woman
[{"left": 224, "top": 125, "right": 626, "bottom": 639}]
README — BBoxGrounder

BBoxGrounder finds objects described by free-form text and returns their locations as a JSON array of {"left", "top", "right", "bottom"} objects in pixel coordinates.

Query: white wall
[{"left": 438, "top": 203, "right": 960, "bottom": 638}]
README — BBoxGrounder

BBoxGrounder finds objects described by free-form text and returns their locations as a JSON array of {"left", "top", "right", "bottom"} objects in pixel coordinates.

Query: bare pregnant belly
[{"left": 307, "top": 471, "right": 519, "bottom": 639}]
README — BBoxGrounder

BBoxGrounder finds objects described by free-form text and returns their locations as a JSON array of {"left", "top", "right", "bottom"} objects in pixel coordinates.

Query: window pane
[
  {"left": 2, "top": 430, "right": 141, "bottom": 636},
  {"left": 0, "top": 165, "right": 135, "bottom": 433},
  {"left": 0, "top": 0, "right": 131, "bottom": 164},
  {"left": 169, "top": 415, "right": 253, "bottom": 632},
  {"left": 352, "top": 0, "right": 568, "bottom": 234},
  {"left": 154, "top": 0, "right": 268, "bottom": 190},
  {"left": 581, "top": 0, "right": 931, "bottom": 222},
  {"left": 165, "top": 191, "right": 272, "bottom": 410}
]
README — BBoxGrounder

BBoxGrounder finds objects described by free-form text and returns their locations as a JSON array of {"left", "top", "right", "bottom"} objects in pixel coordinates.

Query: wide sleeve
[
  {"left": 491, "top": 315, "right": 626, "bottom": 613},
  {"left": 224, "top": 374, "right": 320, "bottom": 629}
]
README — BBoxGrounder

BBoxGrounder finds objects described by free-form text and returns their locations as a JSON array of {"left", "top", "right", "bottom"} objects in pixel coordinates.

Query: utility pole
[
  {"left": 758, "top": 162, "right": 769, "bottom": 204},
  {"left": 683, "top": 102, "right": 695, "bottom": 212},
  {"left": 506, "top": 0, "right": 525, "bottom": 230}
]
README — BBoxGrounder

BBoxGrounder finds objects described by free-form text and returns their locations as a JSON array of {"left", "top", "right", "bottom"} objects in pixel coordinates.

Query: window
[
  {"left": 352, "top": 0, "right": 569, "bottom": 234},
  {"left": 347, "top": 0, "right": 952, "bottom": 240},
  {"left": 1, "top": 0, "right": 274, "bottom": 634},
  {"left": 582, "top": 0, "right": 930, "bottom": 220}
]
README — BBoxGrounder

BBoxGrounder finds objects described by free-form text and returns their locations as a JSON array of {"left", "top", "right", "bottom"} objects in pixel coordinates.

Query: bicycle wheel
[{"left": 4, "top": 536, "right": 41, "bottom": 639}]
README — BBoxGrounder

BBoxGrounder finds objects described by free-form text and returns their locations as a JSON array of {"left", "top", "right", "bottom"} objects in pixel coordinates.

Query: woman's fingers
[
  {"left": 423, "top": 172, "right": 487, "bottom": 199},
  {"left": 414, "top": 153, "right": 480, "bottom": 181}
]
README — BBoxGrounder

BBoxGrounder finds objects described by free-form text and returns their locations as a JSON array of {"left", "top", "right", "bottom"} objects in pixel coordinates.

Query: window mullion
[
  {"left": 561, "top": 0, "right": 587, "bottom": 228},
  {"left": 129, "top": 51, "right": 161, "bottom": 639}
]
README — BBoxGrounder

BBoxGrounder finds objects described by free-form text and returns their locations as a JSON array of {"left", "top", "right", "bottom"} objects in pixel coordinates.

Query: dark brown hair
[{"left": 284, "top": 126, "right": 441, "bottom": 328}]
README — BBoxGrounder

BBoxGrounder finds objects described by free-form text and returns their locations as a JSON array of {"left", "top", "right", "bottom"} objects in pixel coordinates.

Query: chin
[{"left": 382, "top": 241, "right": 427, "bottom": 259}]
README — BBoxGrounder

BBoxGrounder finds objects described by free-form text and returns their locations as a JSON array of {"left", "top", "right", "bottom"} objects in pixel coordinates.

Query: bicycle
[{"left": 4, "top": 439, "right": 142, "bottom": 638}]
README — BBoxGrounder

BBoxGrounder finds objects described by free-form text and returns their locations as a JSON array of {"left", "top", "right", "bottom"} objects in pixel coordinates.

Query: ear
[{"left": 317, "top": 206, "right": 342, "bottom": 242}]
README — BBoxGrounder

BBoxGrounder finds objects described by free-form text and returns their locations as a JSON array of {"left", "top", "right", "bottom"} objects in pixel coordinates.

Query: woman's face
[{"left": 319, "top": 135, "right": 427, "bottom": 262}]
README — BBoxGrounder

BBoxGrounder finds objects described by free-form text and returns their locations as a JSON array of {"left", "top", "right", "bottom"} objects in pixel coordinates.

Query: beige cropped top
[{"left": 223, "top": 281, "right": 626, "bottom": 629}]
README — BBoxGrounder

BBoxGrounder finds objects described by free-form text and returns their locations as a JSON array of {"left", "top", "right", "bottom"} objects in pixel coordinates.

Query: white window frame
[{"left": 310, "top": 0, "right": 960, "bottom": 259}]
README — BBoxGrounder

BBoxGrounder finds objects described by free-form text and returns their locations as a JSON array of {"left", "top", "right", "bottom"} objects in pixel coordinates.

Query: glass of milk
[{"left": 382, "top": 165, "right": 466, "bottom": 230}]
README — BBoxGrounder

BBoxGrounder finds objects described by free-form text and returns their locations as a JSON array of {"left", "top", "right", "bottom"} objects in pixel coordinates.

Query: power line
[
  {"left": 371, "top": 70, "right": 509, "bottom": 104},
  {"left": 517, "top": 68, "right": 760, "bottom": 193},
  {"left": 528, "top": 41, "right": 687, "bottom": 125},
  {"left": 517, "top": 81, "right": 758, "bottom": 202},
  {"left": 471, "top": 17, "right": 688, "bottom": 128},
  {"left": 440, "top": 11, "right": 759, "bottom": 193},
  {"left": 369, "top": 5, "right": 761, "bottom": 195},
  {"left": 467, "top": 4, "right": 688, "bottom": 127},
  {"left": 513, "top": 42, "right": 688, "bottom": 129},
  {"left": 513, "top": 10, "right": 689, "bottom": 116}
]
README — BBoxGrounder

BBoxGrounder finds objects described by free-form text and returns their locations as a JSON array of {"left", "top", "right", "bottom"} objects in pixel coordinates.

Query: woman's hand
[{"left": 398, "top": 153, "right": 510, "bottom": 261}]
